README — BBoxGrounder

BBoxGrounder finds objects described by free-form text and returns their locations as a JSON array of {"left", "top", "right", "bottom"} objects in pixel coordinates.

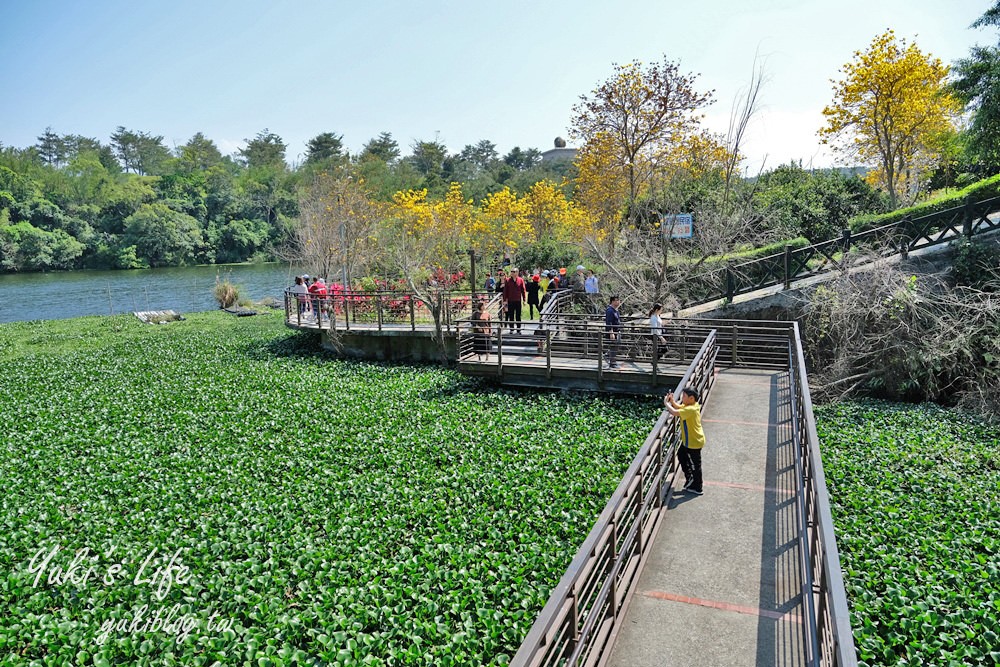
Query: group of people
[
  {"left": 289, "top": 274, "right": 333, "bottom": 320},
  {"left": 482, "top": 265, "right": 600, "bottom": 333}
]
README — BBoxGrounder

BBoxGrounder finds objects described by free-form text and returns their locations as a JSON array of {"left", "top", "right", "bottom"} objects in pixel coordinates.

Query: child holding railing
[{"left": 664, "top": 387, "right": 705, "bottom": 495}]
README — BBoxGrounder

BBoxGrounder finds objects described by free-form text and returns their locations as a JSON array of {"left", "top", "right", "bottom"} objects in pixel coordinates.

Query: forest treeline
[
  {"left": 0, "top": 128, "right": 579, "bottom": 272},
  {"left": 0, "top": 124, "right": 899, "bottom": 274}
]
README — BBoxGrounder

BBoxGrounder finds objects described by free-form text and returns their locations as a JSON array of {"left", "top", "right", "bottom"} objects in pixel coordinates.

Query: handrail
[
  {"left": 788, "top": 322, "right": 857, "bottom": 667},
  {"left": 687, "top": 194, "right": 1000, "bottom": 306},
  {"left": 283, "top": 289, "right": 473, "bottom": 331},
  {"left": 510, "top": 329, "right": 719, "bottom": 667}
]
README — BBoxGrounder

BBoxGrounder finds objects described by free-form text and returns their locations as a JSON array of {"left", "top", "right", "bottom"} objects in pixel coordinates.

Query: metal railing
[
  {"left": 787, "top": 322, "right": 857, "bottom": 667},
  {"left": 456, "top": 317, "right": 706, "bottom": 380},
  {"left": 688, "top": 195, "right": 1000, "bottom": 305},
  {"left": 508, "top": 319, "right": 858, "bottom": 667},
  {"left": 510, "top": 329, "right": 719, "bottom": 667},
  {"left": 283, "top": 290, "right": 473, "bottom": 332}
]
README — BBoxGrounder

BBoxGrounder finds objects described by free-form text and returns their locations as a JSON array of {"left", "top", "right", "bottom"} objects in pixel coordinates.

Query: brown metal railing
[
  {"left": 509, "top": 330, "right": 719, "bottom": 667},
  {"left": 788, "top": 322, "right": 858, "bottom": 667},
  {"left": 283, "top": 290, "right": 473, "bottom": 332}
]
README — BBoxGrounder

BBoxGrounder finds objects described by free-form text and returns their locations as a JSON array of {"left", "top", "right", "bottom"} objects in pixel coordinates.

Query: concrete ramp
[{"left": 607, "top": 368, "right": 807, "bottom": 667}]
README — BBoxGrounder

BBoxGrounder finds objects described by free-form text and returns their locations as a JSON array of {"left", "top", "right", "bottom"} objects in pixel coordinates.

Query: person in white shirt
[
  {"left": 290, "top": 276, "right": 309, "bottom": 318},
  {"left": 584, "top": 270, "right": 599, "bottom": 294},
  {"left": 649, "top": 303, "right": 667, "bottom": 360}
]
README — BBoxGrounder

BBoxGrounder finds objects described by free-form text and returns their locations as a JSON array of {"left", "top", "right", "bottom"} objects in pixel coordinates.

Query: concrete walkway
[{"left": 607, "top": 368, "right": 807, "bottom": 667}]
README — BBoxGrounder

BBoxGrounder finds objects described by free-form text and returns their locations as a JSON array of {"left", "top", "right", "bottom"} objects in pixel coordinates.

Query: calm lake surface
[{"left": 0, "top": 263, "right": 303, "bottom": 323}]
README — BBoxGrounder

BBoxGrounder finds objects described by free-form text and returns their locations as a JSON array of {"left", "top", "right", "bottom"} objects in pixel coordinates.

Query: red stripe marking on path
[{"left": 640, "top": 590, "right": 802, "bottom": 623}]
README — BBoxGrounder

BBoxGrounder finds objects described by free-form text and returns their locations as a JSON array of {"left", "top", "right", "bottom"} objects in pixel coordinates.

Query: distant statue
[{"left": 554, "top": 137, "right": 567, "bottom": 148}]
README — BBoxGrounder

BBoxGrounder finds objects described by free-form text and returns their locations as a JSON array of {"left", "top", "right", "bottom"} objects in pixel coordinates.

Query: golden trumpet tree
[
  {"left": 819, "top": 30, "right": 960, "bottom": 207},
  {"left": 475, "top": 186, "right": 534, "bottom": 258},
  {"left": 571, "top": 57, "right": 714, "bottom": 215},
  {"left": 573, "top": 131, "right": 629, "bottom": 234},
  {"left": 522, "top": 179, "right": 602, "bottom": 244}
]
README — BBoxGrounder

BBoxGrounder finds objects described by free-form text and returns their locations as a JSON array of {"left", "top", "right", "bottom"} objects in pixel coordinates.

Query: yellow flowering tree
[
  {"left": 819, "top": 30, "right": 960, "bottom": 207},
  {"left": 522, "top": 179, "right": 602, "bottom": 244},
  {"left": 571, "top": 57, "right": 714, "bottom": 216},
  {"left": 475, "top": 186, "right": 534, "bottom": 261}
]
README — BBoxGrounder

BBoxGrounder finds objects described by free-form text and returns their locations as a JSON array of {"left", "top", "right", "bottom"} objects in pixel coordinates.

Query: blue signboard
[{"left": 661, "top": 213, "right": 693, "bottom": 239}]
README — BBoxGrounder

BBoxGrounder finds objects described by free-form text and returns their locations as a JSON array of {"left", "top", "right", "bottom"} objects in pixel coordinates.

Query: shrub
[{"left": 213, "top": 275, "right": 240, "bottom": 308}]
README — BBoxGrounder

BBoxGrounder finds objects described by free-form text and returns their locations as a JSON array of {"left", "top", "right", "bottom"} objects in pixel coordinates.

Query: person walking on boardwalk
[
  {"left": 525, "top": 274, "right": 542, "bottom": 319},
  {"left": 649, "top": 303, "right": 667, "bottom": 360},
  {"left": 664, "top": 387, "right": 705, "bottom": 495},
  {"left": 502, "top": 267, "right": 527, "bottom": 333},
  {"left": 604, "top": 295, "right": 622, "bottom": 368}
]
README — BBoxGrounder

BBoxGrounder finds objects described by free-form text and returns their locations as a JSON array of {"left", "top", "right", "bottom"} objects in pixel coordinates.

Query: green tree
[
  {"left": 36, "top": 127, "right": 67, "bottom": 167},
  {"left": 178, "top": 133, "right": 224, "bottom": 172},
  {"left": 122, "top": 202, "right": 204, "bottom": 267},
  {"left": 952, "top": 3, "right": 1000, "bottom": 174},
  {"left": 359, "top": 132, "right": 400, "bottom": 163},
  {"left": 305, "top": 132, "right": 346, "bottom": 164},
  {"left": 239, "top": 129, "right": 287, "bottom": 170},
  {"left": 0, "top": 220, "right": 84, "bottom": 271}
]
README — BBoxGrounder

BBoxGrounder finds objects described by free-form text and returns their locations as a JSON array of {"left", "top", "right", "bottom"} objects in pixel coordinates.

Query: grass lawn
[{"left": 0, "top": 311, "right": 658, "bottom": 666}]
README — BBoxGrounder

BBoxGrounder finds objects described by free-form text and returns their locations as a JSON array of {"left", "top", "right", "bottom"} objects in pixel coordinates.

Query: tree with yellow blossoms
[
  {"left": 521, "top": 180, "right": 601, "bottom": 244},
  {"left": 475, "top": 186, "right": 534, "bottom": 261},
  {"left": 571, "top": 57, "right": 714, "bottom": 217},
  {"left": 819, "top": 30, "right": 960, "bottom": 207}
]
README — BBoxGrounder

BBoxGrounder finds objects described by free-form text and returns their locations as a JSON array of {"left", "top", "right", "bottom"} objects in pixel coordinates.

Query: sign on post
[{"left": 661, "top": 213, "right": 694, "bottom": 239}]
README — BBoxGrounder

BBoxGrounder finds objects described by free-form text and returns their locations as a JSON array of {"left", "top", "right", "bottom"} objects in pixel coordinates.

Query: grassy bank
[
  {"left": 0, "top": 311, "right": 658, "bottom": 666},
  {"left": 817, "top": 400, "right": 1000, "bottom": 666}
]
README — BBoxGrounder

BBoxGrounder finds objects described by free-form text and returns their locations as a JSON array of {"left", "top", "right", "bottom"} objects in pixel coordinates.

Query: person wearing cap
[{"left": 525, "top": 274, "right": 542, "bottom": 319}]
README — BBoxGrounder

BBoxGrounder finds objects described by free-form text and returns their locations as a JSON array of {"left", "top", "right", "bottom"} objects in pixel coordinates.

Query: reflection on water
[{"left": 0, "top": 264, "right": 303, "bottom": 323}]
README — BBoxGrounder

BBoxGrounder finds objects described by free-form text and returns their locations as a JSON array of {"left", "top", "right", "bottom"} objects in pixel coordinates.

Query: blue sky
[{"left": 0, "top": 0, "right": 993, "bottom": 173}]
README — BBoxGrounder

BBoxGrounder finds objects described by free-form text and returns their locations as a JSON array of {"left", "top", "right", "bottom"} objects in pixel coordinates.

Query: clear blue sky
[{"left": 0, "top": 0, "right": 993, "bottom": 173}]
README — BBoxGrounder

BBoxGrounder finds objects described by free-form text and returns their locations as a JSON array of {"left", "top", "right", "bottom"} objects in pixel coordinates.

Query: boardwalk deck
[{"left": 606, "top": 368, "right": 806, "bottom": 667}]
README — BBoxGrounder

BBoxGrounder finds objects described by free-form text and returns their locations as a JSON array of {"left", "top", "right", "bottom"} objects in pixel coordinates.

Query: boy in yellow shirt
[{"left": 664, "top": 387, "right": 705, "bottom": 495}]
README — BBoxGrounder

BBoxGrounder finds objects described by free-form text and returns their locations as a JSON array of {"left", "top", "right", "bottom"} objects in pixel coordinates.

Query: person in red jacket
[
  {"left": 502, "top": 267, "right": 527, "bottom": 333},
  {"left": 308, "top": 277, "right": 328, "bottom": 322}
]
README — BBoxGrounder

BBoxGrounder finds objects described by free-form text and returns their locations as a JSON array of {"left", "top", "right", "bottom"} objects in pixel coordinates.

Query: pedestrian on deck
[
  {"left": 308, "top": 277, "right": 328, "bottom": 321},
  {"left": 291, "top": 276, "right": 309, "bottom": 317},
  {"left": 471, "top": 300, "right": 492, "bottom": 360},
  {"left": 483, "top": 273, "right": 496, "bottom": 293},
  {"left": 585, "top": 270, "right": 599, "bottom": 294},
  {"left": 649, "top": 303, "right": 668, "bottom": 360},
  {"left": 664, "top": 387, "right": 706, "bottom": 495},
  {"left": 604, "top": 295, "right": 622, "bottom": 368},
  {"left": 502, "top": 267, "right": 527, "bottom": 333},
  {"left": 526, "top": 274, "right": 542, "bottom": 319}
]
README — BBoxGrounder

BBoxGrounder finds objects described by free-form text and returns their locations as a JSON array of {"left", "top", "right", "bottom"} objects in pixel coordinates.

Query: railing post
[
  {"left": 841, "top": 227, "right": 852, "bottom": 254},
  {"left": 725, "top": 268, "right": 735, "bottom": 303},
  {"left": 546, "top": 329, "right": 552, "bottom": 380},
  {"left": 376, "top": 294, "right": 383, "bottom": 331},
  {"left": 731, "top": 324, "right": 738, "bottom": 366},
  {"left": 598, "top": 328, "right": 604, "bottom": 381},
  {"left": 964, "top": 196, "right": 973, "bottom": 238},
  {"left": 344, "top": 295, "right": 350, "bottom": 331},
  {"left": 783, "top": 245, "right": 792, "bottom": 289},
  {"left": 409, "top": 296, "right": 416, "bottom": 331},
  {"left": 496, "top": 325, "right": 503, "bottom": 377}
]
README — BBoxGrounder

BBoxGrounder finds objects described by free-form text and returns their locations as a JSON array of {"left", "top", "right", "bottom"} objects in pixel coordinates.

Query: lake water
[{"left": 0, "top": 263, "right": 303, "bottom": 323}]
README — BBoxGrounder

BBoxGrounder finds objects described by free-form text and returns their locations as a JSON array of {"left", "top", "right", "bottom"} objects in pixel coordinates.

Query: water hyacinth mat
[{"left": 0, "top": 312, "right": 659, "bottom": 666}]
